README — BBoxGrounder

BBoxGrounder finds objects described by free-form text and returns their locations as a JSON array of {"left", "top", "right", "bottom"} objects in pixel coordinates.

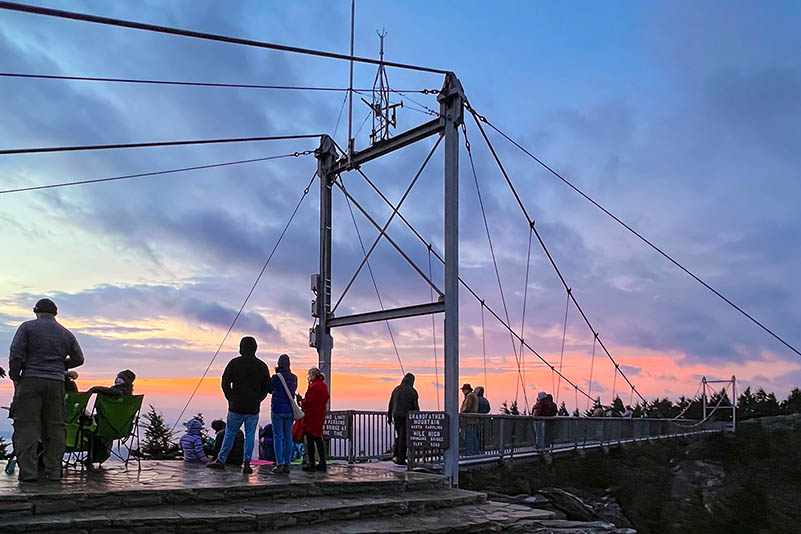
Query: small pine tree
[
  {"left": 584, "top": 397, "right": 603, "bottom": 417},
  {"left": 141, "top": 404, "right": 179, "bottom": 460},
  {"left": 500, "top": 400, "right": 520, "bottom": 415},
  {"left": 611, "top": 396, "right": 625, "bottom": 417},
  {"left": 557, "top": 401, "right": 569, "bottom": 416},
  {"left": 0, "top": 436, "right": 9, "bottom": 460},
  {"left": 572, "top": 408, "right": 581, "bottom": 417}
]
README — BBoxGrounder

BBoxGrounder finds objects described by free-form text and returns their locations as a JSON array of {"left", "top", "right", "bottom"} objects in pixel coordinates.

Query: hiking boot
[
  {"left": 271, "top": 464, "right": 283, "bottom": 474},
  {"left": 242, "top": 462, "right": 253, "bottom": 475},
  {"left": 206, "top": 460, "right": 225, "bottom": 470},
  {"left": 282, "top": 464, "right": 291, "bottom": 474},
  {"left": 315, "top": 462, "right": 327, "bottom": 472}
]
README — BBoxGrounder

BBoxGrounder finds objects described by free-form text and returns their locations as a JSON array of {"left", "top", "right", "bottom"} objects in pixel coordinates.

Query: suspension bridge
[{"left": 1, "top": 1, "right": 796, "bottom": 497}]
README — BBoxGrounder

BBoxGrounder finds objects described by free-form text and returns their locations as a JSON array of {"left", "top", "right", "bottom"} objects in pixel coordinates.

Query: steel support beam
[
  {"left": 332, "top": 118, "right": 442, "bottom": 174},
  {"left": 315, "top": 135, "right": 338, "bottom": 397},
  {"left": 328, "top": 301, "right": 444, "bottom": 328},
  {"left": 439, "top": 73, "right": 465, "bottom": 487}
]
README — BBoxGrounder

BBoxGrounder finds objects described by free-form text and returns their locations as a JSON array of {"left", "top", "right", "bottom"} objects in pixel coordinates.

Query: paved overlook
[{"left": 0, "top": 460, "right": 635, "bottom": 533}]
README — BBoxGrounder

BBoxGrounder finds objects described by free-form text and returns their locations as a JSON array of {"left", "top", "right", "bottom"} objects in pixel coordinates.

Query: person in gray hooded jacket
[{"left": 8, "top": 298, "right": 84, "bottom": 481}]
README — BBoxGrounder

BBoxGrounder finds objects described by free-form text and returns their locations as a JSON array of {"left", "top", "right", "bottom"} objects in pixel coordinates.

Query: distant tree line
[{"left": 500, "top": 386, "right": 801, "bottom": 421}]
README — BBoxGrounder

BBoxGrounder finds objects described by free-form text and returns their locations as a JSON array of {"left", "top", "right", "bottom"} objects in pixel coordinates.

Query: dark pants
[
  {"left": 393, "top": 416, "right": 407, "bottom": 462},
  {"left": 305, "top": 434, "right": 326, "bottom": 467},
  {"left": 11, "top": 377, "right": 66, "bottom": 481}
]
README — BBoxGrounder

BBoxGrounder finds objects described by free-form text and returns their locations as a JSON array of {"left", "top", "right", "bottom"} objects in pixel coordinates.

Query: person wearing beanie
[
  {"left": 8, "top": 298, "right": 84, "bottom": 482},
  {"left": 180, "top": 419, "right": 209, "bottom": 463},
  {"left": 88, "top": 369, "right": 136, "bottom": 397},
  {"left": 207, "top": 336, "right": 271, "bottom": 475},
  {"left": 269, "top": 353, "right": 297, "bottom": 474}
]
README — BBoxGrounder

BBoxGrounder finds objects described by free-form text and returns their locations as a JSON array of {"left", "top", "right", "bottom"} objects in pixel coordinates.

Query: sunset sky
[{"left": 2, "top": 1, "right": 800, "bottom": 436}]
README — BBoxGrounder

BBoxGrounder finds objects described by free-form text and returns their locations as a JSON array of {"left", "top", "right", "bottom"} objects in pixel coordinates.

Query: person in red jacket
[
  {"left": 299, "top": 367, "right": 329, "bottom": 471},
  {"left": 533, "top": 391, "right": 558, "bottom": 417}
]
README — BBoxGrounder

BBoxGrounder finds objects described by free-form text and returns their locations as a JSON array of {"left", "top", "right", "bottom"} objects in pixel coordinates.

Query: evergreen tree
[
  {"left": 141, "top": 404, "right": 179, "bottom": 459},
  {"left": 0, "top": 436, "right": 9, "bottom": 460},
  {"left": 557, "top": 401, "right": 569, "bottom": 416},
  {"left": 584, "top": 397, "right": 602, "bottom": 417},
  {"left": 781, "top": 387, "right": 801, "bottom": 414},
  {"left": 611, "top": 396, "right": 625, "bottom": 417},
  {"left": 571, "top": 408, "right": 581, "bottom": 417}
]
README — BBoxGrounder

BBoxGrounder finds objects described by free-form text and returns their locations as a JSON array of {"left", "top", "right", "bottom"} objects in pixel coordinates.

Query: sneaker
[
  {"left": 392, "top": 458, "right": 406, "bottom": 466},
  {"left": 242, "top": 462, "right": 253, "bottom": 475},
  {"left": 206, "top": 461, "right": 225, "bottom": 470},
  {"left": 271, "top": 465, "right": 283, "bottom": 474}
]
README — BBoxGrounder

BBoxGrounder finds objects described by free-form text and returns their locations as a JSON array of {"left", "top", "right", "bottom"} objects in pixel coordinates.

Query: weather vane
[{"left": 363, "top": 29, "right": 402, "bottom": 144}]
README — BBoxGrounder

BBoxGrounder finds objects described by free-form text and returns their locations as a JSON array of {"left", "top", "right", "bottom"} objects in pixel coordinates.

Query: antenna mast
[{"left": 365, "top": 29, "right": 402, "bottom": 144}]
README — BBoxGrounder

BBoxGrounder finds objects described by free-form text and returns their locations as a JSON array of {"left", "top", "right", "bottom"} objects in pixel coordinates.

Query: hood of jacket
[
  {"left": 401, "top": 372, "right": 415, "bottom": 387},
  {"left": 185, "top": 419, "right": 203, "bottom": 435},
  {"left": 277, "top": 353, "right": 291, "bottom": 372},
  {"left": 475, "top": 386, "right": 485, "bottom": 397}
]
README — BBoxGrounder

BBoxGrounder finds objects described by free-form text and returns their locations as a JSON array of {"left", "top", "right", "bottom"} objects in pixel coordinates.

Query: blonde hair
[{"left": 308, "top": 367, "right": 325, "bottom": 381}]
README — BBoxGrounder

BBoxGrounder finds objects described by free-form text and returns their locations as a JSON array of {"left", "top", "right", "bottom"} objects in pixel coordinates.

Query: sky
[{"left": 1, "top": 0, "right": 800, "bottom": 435}]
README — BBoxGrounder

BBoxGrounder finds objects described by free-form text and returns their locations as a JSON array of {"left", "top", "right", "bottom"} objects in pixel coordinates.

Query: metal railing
[
  {"left": 327, "top": 410, "right": 394, "bottom": 463},
  {"left": 325, "top": 411, "right": 730, "bottom": 467}
]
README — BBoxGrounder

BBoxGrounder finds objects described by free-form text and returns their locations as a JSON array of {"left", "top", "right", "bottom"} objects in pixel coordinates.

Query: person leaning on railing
[{"left": 387, "top": 372, "right": 419, "bottom": 466}]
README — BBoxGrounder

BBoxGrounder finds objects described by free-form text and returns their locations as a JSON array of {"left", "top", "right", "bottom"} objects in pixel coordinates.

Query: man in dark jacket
[
  {"left": 209, "top": 419, "right": 244, "bottom": 466},
  {"left": 207, "top": 336, "right": 270, "bottom": 474},
  {"left": 387, "top": 373, "right": 419, "bottom": 466},
  {"left": 8, "top": 298, "right": 84, "bottom": 482}
]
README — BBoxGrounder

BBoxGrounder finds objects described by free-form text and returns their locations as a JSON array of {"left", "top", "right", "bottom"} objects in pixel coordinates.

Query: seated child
[{"left": 180, "top": 419, "right": 208, "bottom": 463}]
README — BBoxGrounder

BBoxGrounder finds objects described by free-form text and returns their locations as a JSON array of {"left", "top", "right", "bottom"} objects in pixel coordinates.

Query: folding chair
[
  {"left": 90, "top": 394, "right": 144, "bottom": 470},
  {"left": 64, "top": 391, "right": 93, "bottom": 468}
]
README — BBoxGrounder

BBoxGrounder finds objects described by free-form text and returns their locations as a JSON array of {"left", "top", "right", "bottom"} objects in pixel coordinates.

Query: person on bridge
[
  {"left": 299, "top": 367, "right": 329, "bottom": 472},
  {"left": 475, "top": 386, "right": 491, "bottom": 414},
  {"left": 533, "top": 392, "right": 558, "bottom": 417},
  {"left": 388, "top": 372, "right": 419, "bottom": 466},
  {"left": 460, "top": 383, "right": 479, "bottom": 413},
  {"left": 8, "top": 298, "right": 85, "bottom": 482},
  {"left": 270, "top": 353, "right": 298, "bottom": 474},
  {"left": 207, "top": 336, "right": 271, "bottom": 475}
]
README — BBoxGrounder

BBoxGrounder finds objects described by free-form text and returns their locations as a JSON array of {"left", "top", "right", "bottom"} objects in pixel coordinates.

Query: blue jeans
[
  {"left": 272, "top": 412, "right": 294, "bottom": 465},
  {"left": 219, "top": 412, "right": 258, "bottom": 463}
]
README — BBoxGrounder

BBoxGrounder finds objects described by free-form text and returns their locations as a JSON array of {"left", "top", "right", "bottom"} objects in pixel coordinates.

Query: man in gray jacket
[{"left": 9, "top": 298, "right": 84, "bottom": 481}]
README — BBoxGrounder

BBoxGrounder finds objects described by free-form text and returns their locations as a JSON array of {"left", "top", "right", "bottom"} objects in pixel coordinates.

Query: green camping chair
[
  {"left": 89, "top": 394, "right": 144, "bottom": 470},
  {"left": 64, "top": 392, "right": 93, "bottom": 468}
]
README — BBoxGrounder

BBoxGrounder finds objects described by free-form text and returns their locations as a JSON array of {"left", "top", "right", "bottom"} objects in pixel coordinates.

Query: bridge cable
[
  {"left": 462, "top": 122, "right": 529, "bottom": 412},
  {"left": 0, "top": 134, "right": 323, "bottom": 156},
  {"left": 428, "top": 246, "right": 441, "bottom": 410},
  {"left": 555, "top": 292, "right": 570, "bottom": 405},
  {"left": 171, "top": 170, "right": 318, "bottom": 431},
  {"left": 331, "top": 135, "right": 443, "bottom": 315},
  {"left": 349, "top": 161, "right": 595, "bottom": 403},
  {"left": 467, "top": 106, "right": 801, "bottom": 362},
  {"left": 340, "top": 176, "right": 405, "bottom": 376},
  {"left": 587, "top": 334, "right": 597, "bottom": 411},
  {"left": 465, "top": 105, "right": 646, "bottom": 404},
  {"left": 0, "top": 72, "right": 437, "bottom": 93},
  {"left": 0, "top": 2, "right": 448, "bottom": 75},
  {"left": 517, "top": 227, "right": 534, "bottom": 405},
  {"left": 481, "top": 300, "right": 488, "bottom": 398},
  {"left": 0, "top": 152, "right": 311, "bottom": 195},
  {"left": 332, "top": 179, "right": 444, "bottom": 305},
  {"left": 611, "top": 365, "right": 618, "bottom": 406}
]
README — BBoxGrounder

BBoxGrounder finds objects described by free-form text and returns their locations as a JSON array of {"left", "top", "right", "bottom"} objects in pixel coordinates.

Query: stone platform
[{"left": 0, "top": 460, "right": 573, "bottom": 533}]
